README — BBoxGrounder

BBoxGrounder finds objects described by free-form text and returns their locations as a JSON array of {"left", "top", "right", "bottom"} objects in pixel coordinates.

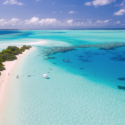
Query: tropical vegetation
[{"left": 0, "top": 45, "right": 31, "bottom": 75}]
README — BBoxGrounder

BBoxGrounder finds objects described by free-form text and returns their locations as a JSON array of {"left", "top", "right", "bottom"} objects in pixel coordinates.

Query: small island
[{"left": 0, "top": 45, "right": 31, "bottom": 76}]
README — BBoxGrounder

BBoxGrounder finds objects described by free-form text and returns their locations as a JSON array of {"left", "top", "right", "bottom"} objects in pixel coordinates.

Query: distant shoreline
[{"left": 0, "top": 28, "right": 125, "bottom": 30}]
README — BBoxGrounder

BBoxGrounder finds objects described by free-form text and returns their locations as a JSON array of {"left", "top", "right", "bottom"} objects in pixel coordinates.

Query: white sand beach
[
  {"left": 0, "top": 47, "right": 33, "bottom": 108},
  {"left": 0, "top": 40, "right": 47, "bottom": 46}
]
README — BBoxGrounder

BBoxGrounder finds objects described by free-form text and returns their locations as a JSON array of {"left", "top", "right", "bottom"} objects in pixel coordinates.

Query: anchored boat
[{"left": 42, "top": 74, "right": 49, "bottom": 79}]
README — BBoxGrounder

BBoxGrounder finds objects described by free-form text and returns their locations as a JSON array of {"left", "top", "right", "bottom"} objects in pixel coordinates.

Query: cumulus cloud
[
  {"left": 3, "top": 0, "right": 23, "bottom": 5},
  {"left": 8, "top": 18, "right": 19, "bottom": 25},
  {"left": 85, "top": 2, "right": 92, "bottom": 6},
  {"left": 0, "top": 18, "right": 19, "bottom": 26},
  {"left": 25, "top": 17, "right": 59, "bottom": 26},
  {"left": 0, "top": 19, "right": 5, "bottom": 25},
  {"left": 39, "top": 18, "right": 58, "bottom": 25},
  {"left": 72, "top": 22, "right": 85, "bottom": 26},
  {"left": 10, "top": 18, "right": 19, "bottom": 23},
  {"left": 25, "top": 17, "right": 86, "bottom": 27},
  {"left": 25, "top": 17, "right": 39, "bottom": 24},
  {"left": 116, "top": 21, "right": 121, "bottom": 24},
  {"left": 0, "top": 19, "right": 5, "bottom": 22},
  {"left": 96, "top": 20, "right": 110, "bottom": 23},
  {"left": 67, "top": 19, "right": 73, "bottom": 24},
  {"left": 87, "top": 19, "right": 92, "bottom": 24},
  {"left": 115, "top": 0, "right": 125, "bottom": 7},
  {"left": 85, "top": 0, "right": 115, "bottom": 6},
  {"left": 114, "top": 9, "right": 125, "bottom": 15},
  {"left": 0, "top": 17, "right": 118, "bottom": 28},
  {"left": 68, "top": 11, "right": 77, "bottom": 14}
]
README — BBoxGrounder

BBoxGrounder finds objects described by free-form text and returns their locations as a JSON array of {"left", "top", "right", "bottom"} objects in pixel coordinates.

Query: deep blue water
[{"left": 39, "top": 46, "right": 125, "bottom": 88}]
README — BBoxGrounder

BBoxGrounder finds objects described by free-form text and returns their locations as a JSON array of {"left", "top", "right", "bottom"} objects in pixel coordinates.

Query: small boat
[
  {"left": 63, "top": 59, "right": 70, "bottom": 62},
  {"left": 42, "top": 74, "right": 49, "bottom": 79}
]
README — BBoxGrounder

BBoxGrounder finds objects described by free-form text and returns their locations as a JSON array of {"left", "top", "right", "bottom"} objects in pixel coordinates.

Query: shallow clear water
[{"left": 0, "top": 30, "right": 125, "bottom": 125}]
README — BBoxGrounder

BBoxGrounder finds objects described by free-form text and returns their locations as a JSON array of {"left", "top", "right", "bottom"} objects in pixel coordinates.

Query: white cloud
[
  {"left": 0, "top": 17, "right": 121, "bottom": 28},
  {"left": 0, "top": 19, "right": 5, "bottom": 22},
  {"left": 67, "top": 19, "right": 73, "bottom": 24},
  {"left": 85, "top": 2, "right": 92, "bottom": 6},
  {"left": 3, "top": 0, "right": 23, "bottom": 5},
  {"left": 116, "top": 21, "right": 121, "bottom": 24},
  {"left": 39, "top": 18, "right": 58, "bottom": 25},
  {"left": 85, "top": 0, "right": 115, "bottom": 6},
  {"left": 25, "top": 17, "right": 39, "bottom": 24},
  {"left": 9, "top": 18, "right": 19, "bottom": 25},
  {"left": 114, "top": 9, "right": 125, "bottom": 15},
  {"left": 68, "top": 11, "right": 77, "bottom": 14},
  {"left": 72, "top": 22, "right": 85, "bottom": 26},
  {"left": 0, "top": 18, "right": 19, "bottom": 26},
  {"left": 30, "top": 17, "right": 39, "bottom": 23},
  {"left": 66, "top": 20, "right": 85, "bottom": 26},
  {"left": 3, "top": 1, "right": 9, "bottom": 4},
  {"left": 0, "top": 19, "right": 5, "bottom": 25},
  {"left": 25, "top": 17, "right": 59, "bottom": 26},
  {"left": 115, "top": 0, "right": 125, "bottom": 7},
  {"left": 25, "top": 18, "right": 85, "bottom": 27},
  {"left": 96, "top": 20, "right": 109, "bottom": 23},
  {"left": 10, "top": 18, "right": 19, "bottom": 23},
  {"left": 104, "top": 20, "right": 109, "bottom": 23},
  {"left": 87, "top": 19, "right": 92, "bottom": 24}
]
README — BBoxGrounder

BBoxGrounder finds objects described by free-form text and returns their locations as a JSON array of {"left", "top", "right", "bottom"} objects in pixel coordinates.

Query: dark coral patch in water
[
  {"left": 117, "top": 85, "right": 125, "bottom": 90},
  {"left": 82, "top": 59, "right": 92, "bottom": 62},
  {"left": 40, "top": 42, "right": 125, "bottom": 57},
  {"left": 46, "top": 57, "right": 55, "bottom": 59},
  {"left": 118, "top": 78, "right": 125, "bottom": 81},
  {"left": 78, "top": 56, "right": 83, "bottom": 57},
  {"left": 100, "top": 48, "right": 115, "bottom": 50},
  {"left": 93, "top": 53, "right": 100, "bottom": 55},
  {"left": 84, "top": 51, "right": 91, "bottom": 54},
  {"left": 110, "top": 55, "right": 125, "bottom": 61}
]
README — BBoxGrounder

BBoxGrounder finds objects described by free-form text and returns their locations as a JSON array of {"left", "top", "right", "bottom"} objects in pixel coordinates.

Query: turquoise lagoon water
[{"left": 0, "top": 30, "right": 125, "bottom": 125}]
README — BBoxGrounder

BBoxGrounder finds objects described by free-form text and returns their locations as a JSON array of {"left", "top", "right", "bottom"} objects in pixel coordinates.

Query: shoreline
[
  {"left": 0, "top": 47, "right": 33, "bottom": 108},
  {"left": 0, "top": 40, "right": 47, "bottom": 46}
]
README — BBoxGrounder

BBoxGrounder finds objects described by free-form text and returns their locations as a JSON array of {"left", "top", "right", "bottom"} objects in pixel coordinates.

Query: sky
[{"left": 0, "top": 0, "right": 125, "bottom": 29}]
